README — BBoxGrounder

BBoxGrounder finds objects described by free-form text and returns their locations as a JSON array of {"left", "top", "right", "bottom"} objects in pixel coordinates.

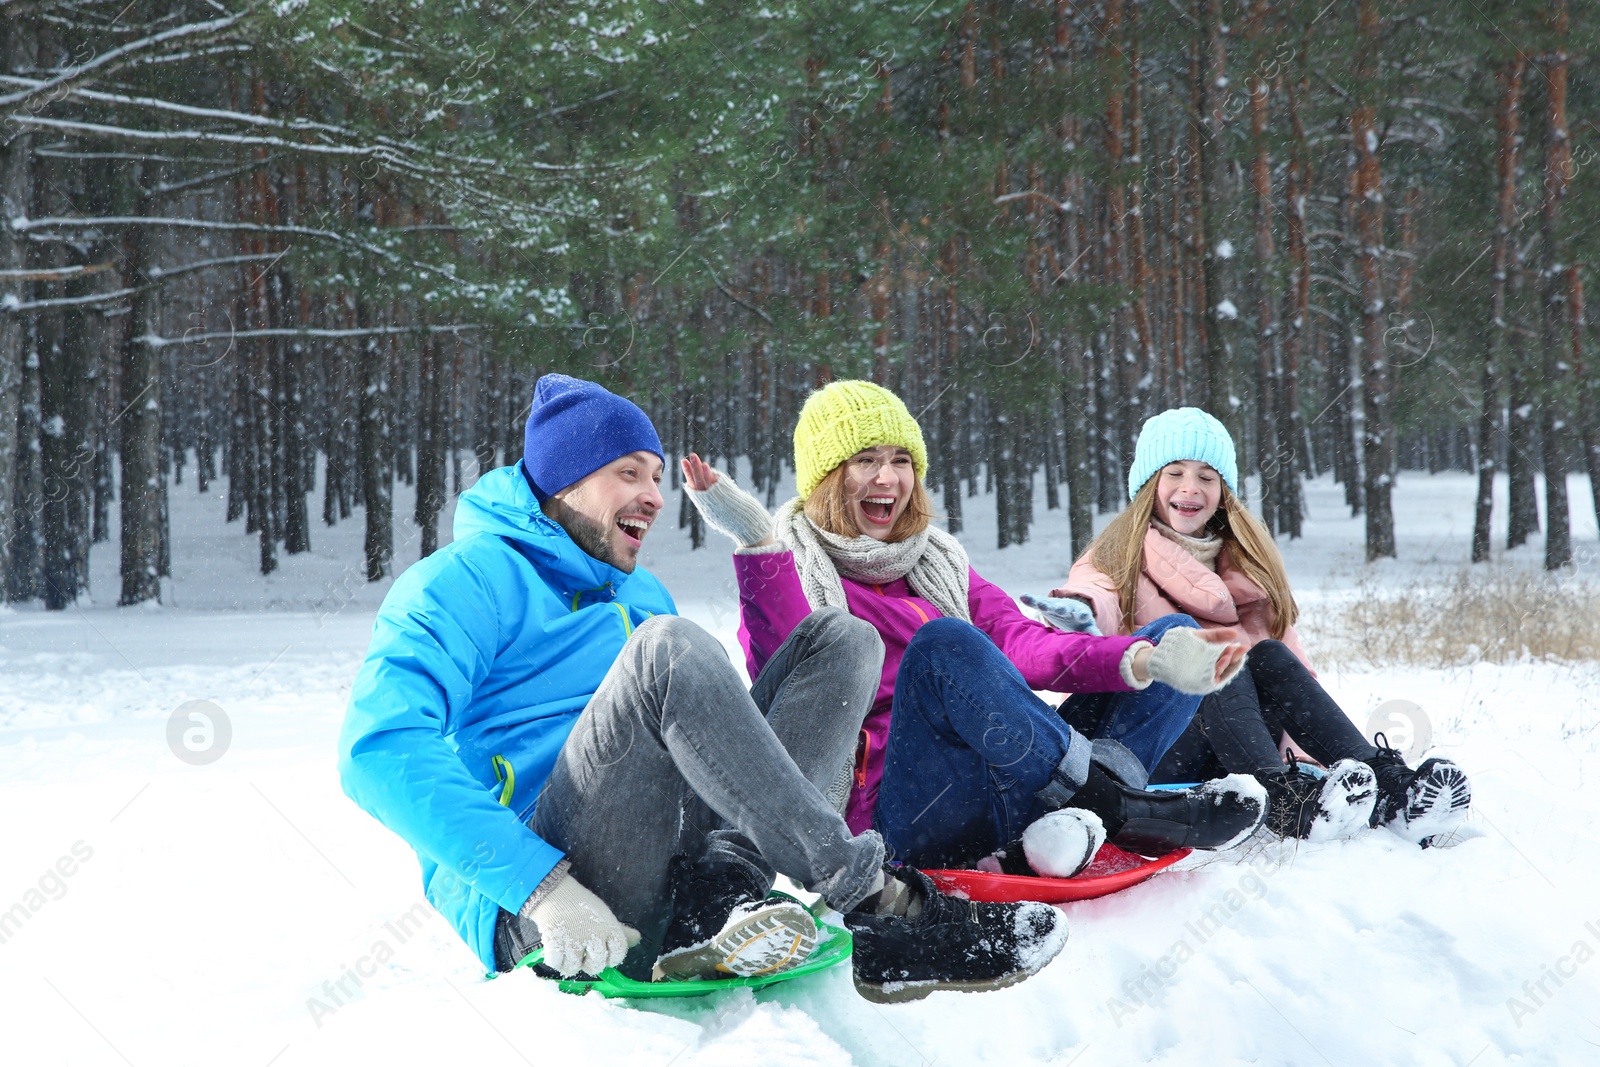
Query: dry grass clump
[{"left": 1317, "top": 568, "right": 1600, "bottom": 668}]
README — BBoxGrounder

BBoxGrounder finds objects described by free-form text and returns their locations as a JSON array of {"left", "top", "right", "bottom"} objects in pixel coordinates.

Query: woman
[
  {"left": 684, "top": 381, "right": 1265, "bottom": 878},
  {"left": 1050, "top": 406, "right": 1472, "bottom": 847}
]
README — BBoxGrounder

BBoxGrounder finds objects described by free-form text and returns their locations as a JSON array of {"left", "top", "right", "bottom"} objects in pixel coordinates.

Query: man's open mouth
[
  {"left": 861, "top": 496, "right": 896, "bottom": 525},
  {"left": 617, "top": 515, "right": 651, "bottom": 546}
]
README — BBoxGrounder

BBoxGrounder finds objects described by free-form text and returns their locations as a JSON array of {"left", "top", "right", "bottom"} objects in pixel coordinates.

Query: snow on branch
[
  {"left": 17, "top": 215, "right": 456, "bottom": 243},
  {"left": 140, "top": 324, "right": 483, "bottom": 348},
  {"left": 0, "top": 261, "right": 114, "bottom": 281},
  {"left": 993, "top": 191, "right": 1072, "bottom": 213},
  {"left": 147, "top": 251, "right": 286, "bottom": 281},
  {"left": 6, "top": 283, "right": 142, "bottom": 312},
  {"left": 13, "top": 215, "right": 475, "bottom": 290},
  {"left": 0, "top": 8, "right": 254, "bottom": 114},
  {"left": 10, "top": 116, "right": 607, "bottom": 205},
  {"left": 2, "top": 76, "right": 610, "bottom": 178},
  {"left": 152, "top": 163, "right": 264, "bottom": 198},
  {"left": 3, "top": 252, "right": 312, "bottom": 313}
]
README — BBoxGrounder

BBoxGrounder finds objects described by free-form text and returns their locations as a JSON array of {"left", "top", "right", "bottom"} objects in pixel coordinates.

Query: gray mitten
[
  {"left": 1145, "top": 627, "right": 1245, "bottom": 694},
  {"left": 522, "top": 873, "right": 639, "bottom": 976},
  {"left": 685, "top": 472, "right": 774, "bottom": 548},
  {"left": 1020, "top": 593, "right": 1103, "bottom": 636}
]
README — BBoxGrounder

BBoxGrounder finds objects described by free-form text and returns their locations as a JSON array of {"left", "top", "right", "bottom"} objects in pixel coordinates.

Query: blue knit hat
[
  {"left": 1127, "top": 407, "right": 1238, "bottom": 500},
  {"left": 522, "top": 374, "right": 663, "bottom": 500}
]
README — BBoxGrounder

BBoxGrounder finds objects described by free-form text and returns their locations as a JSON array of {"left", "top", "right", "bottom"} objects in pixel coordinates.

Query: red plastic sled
[{"left": 924, "top": 843, "right": 1191, "bottom": 904}]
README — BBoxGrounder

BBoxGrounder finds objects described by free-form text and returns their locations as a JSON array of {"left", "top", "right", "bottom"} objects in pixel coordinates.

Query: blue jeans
[{"left": 873, "top": 615, "right": 1203, "bottom": 868}]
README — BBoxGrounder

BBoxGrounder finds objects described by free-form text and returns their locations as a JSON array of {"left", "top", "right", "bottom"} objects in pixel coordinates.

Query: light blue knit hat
[{"left": 1127, "top": 407, "right": 1238, "bottom": 500}]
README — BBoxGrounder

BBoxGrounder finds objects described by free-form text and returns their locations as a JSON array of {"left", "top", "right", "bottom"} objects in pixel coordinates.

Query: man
[{"left": 338, "top": 374, "right": 1067, "bottom": 1001}]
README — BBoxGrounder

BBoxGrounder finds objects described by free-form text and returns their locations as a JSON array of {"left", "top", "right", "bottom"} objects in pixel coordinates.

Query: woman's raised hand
[
  {"left": 681, "top": 453, "right": 720, "bottom": 492},
  {"left": 680, "top": 454, "right": 775, "bottom": 549}
]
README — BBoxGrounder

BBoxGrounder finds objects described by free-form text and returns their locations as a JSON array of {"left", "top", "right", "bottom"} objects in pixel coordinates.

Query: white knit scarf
[
  {"left": 1152, "top": 518, "right": 1224, "bottom": 569},
  {"left": 773, "top": 498, "right": 972, "bottom": 622}
]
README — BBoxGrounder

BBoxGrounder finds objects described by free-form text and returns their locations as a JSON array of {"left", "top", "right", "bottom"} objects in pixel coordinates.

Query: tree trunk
[
  {"left": 1124, "top": 1, "right": 1154, "bottom": 425},
  {"left": 415, "top": 332, "right": 447, "bottom": 559},
  {"left": 253, "top": 336, "right": 278, "bottom": 576},
  {"left": 40, "top": 274, "right": 99, "bottom": 609},
  {"left": 1194, "top": 0, "right": 1235, "bottom": 427},
  {"left": 283, "top": 335, "right": 312, "bottom": 555},
  {"left": 1354, "top": 0, "right": 1393, "bottom": 559},
  {"left": 1539, "top": 1, "right": 1572, "bottom": 570},
  {"left": 939, "top": 240, "right": 964, "bottom": 535},
  {"left": 1053, "top": 5, "right": 1093, "bottom": 553},
  {"left": 7, "top": 316, "right": 42, "bottom": 602},
  {"left": 1278, "top": 49, "right": 1311, "bottom": 538},
  {"left": 359, "top": 310, "right": 393, "bottom": 582},
  {"left": 1505, "top": 256, "right": 1539, "bottom": 547},
  {"left": 1473, "top": 57, "right": 1525, "bottom": 563},
  {"left": 1246, "top": 1, "right": 1279, "bottom": 535},
  {"left": 0, "top": 22, "right": 35, "bottom": 595},
  {"left": 1566, "top": 265, "right": 1597, "bottom": 538},
  {"left": 1102, "top": 0, "right": 1135, "bottom": 464},
  {"left": 118, "top": 188, "right": 163, "bottom": 605}
]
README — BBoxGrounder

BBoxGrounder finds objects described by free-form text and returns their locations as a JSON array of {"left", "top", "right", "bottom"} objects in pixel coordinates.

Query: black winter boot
[
  {"left": 1064, "top": 763, "right": 1266, "bottom": 856},
  {"left": 653, "top": 856, "right": 818, "bottom": 980},
  {"left": 1259, "top": 757, "right": 1376, "bottom": 841},
  {"left": 843, "top": 866, "right": 1068, "bottom": 1003},
  {"left": 1366, "top": 734, "right": 1471, "bottom": 848}
]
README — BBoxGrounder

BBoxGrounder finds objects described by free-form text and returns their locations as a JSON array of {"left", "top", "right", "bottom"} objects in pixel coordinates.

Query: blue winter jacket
[{"left": 338, "top": 464, "right": 677, "bottom": 970}]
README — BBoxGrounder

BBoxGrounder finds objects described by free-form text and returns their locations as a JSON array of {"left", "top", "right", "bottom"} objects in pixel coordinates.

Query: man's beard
[{"left": 547, "top": 500, "right": 630, "bottom": 571}]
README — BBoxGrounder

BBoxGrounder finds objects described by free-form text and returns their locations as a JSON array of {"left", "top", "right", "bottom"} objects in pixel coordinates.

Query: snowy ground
[{"left": 3, "top": 462, "right": 1599, "bottom": 1066}]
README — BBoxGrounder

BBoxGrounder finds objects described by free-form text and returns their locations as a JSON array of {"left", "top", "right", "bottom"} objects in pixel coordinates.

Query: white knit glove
[
  {"left": 521, "top": 874, "right": 639, "bottom": 976},
  {"left": 684, "top": 472, "right": 774, "bottom": 548},
  {"left": 1145, "top": 627, "right": 1246, "bottom": 695}
]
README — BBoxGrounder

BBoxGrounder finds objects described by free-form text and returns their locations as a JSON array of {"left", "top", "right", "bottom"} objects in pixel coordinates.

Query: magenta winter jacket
[{"left": 734, "top": 550, "right": 1149, "bottom": 834}]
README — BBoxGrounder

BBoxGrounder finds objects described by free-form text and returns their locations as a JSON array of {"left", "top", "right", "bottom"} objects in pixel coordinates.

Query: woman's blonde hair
[
  {"left": 1088, "top": 471, "right": 1299, "bottom": 638},
  {"left": 804, "top": 462, "right": 934, "bottom": 542}
]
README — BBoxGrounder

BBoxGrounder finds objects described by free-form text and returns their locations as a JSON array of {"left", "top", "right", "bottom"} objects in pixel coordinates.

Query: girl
[
  {"left": 1049, "top": 407, "right": 1471, "bottom": 847},
  {"left": 684, "top": 381, "right": 1266, "bottom": 879}
]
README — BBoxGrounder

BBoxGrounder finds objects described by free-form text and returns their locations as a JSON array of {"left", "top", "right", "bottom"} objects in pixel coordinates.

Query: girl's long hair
[
  {"left": 804, "top": 464, "right": 934, "bottom": 543},
  {"left": 1088, "top": 473, "right": 1299, "bottom": 638}
]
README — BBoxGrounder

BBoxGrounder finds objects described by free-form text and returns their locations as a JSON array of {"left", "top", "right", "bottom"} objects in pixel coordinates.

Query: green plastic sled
[{"left": 512, "top": 908, "right": 853, "bottom": 999}]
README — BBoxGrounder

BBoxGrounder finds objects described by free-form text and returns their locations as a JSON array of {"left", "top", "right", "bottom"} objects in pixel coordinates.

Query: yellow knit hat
[{"left": 793, "top": 380, "right": 928, "bottom": 499}]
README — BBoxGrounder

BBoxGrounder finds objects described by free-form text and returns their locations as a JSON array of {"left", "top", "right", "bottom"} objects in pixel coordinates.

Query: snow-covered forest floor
[{"left": 3, "top": 465, "right": 1599, "bottom": 1066}]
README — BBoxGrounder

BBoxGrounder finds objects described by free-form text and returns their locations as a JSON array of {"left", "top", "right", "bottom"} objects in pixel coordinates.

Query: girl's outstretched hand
[
  {"left": 1137, "top": 626, "right": 1248, "bottom": 694},
  {"left": 1195, "top": 627, "right": 1248, "bottom": 686},
  {"left": 681, "top": 453, "right": 719, "bottom": 492}
]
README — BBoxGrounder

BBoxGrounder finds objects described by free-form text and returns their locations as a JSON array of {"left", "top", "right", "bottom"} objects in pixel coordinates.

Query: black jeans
[{"left": 1150, "top": 639, "right": 1378, "bottom": 782}]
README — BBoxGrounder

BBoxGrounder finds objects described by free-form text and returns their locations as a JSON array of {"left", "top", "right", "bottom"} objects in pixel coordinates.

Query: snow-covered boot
[
  {"left": 1260, "top": 758, "right": 1376, "bottom": 841},
  {"left": 1065, "top": 763, "right": 1266, "bottom": 856},
  {"left": 977, "top": 809, "right": 1107, "bottom": 879},
  {"left": 653, "top": 856, "right": 818, "bottom": 980},
  {"left": 1366, "top": 735, "right": 1471, "bottom": 848},
  {"left": 844, "top": 866, "right": 1068, "bottom": 1003}
]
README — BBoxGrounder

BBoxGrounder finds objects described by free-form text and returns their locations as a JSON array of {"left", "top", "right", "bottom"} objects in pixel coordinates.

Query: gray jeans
[{"left": 498, "top": 608, "right": 886, "bottom": 975}]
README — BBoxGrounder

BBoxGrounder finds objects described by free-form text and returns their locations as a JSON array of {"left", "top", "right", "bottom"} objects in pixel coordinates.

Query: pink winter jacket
[
  {"left": 734, "top": 549, "right": 1148, "bottom": 834},
  {"left": 1052, "top": 527, "right": 1313, "bottom": 672}
]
